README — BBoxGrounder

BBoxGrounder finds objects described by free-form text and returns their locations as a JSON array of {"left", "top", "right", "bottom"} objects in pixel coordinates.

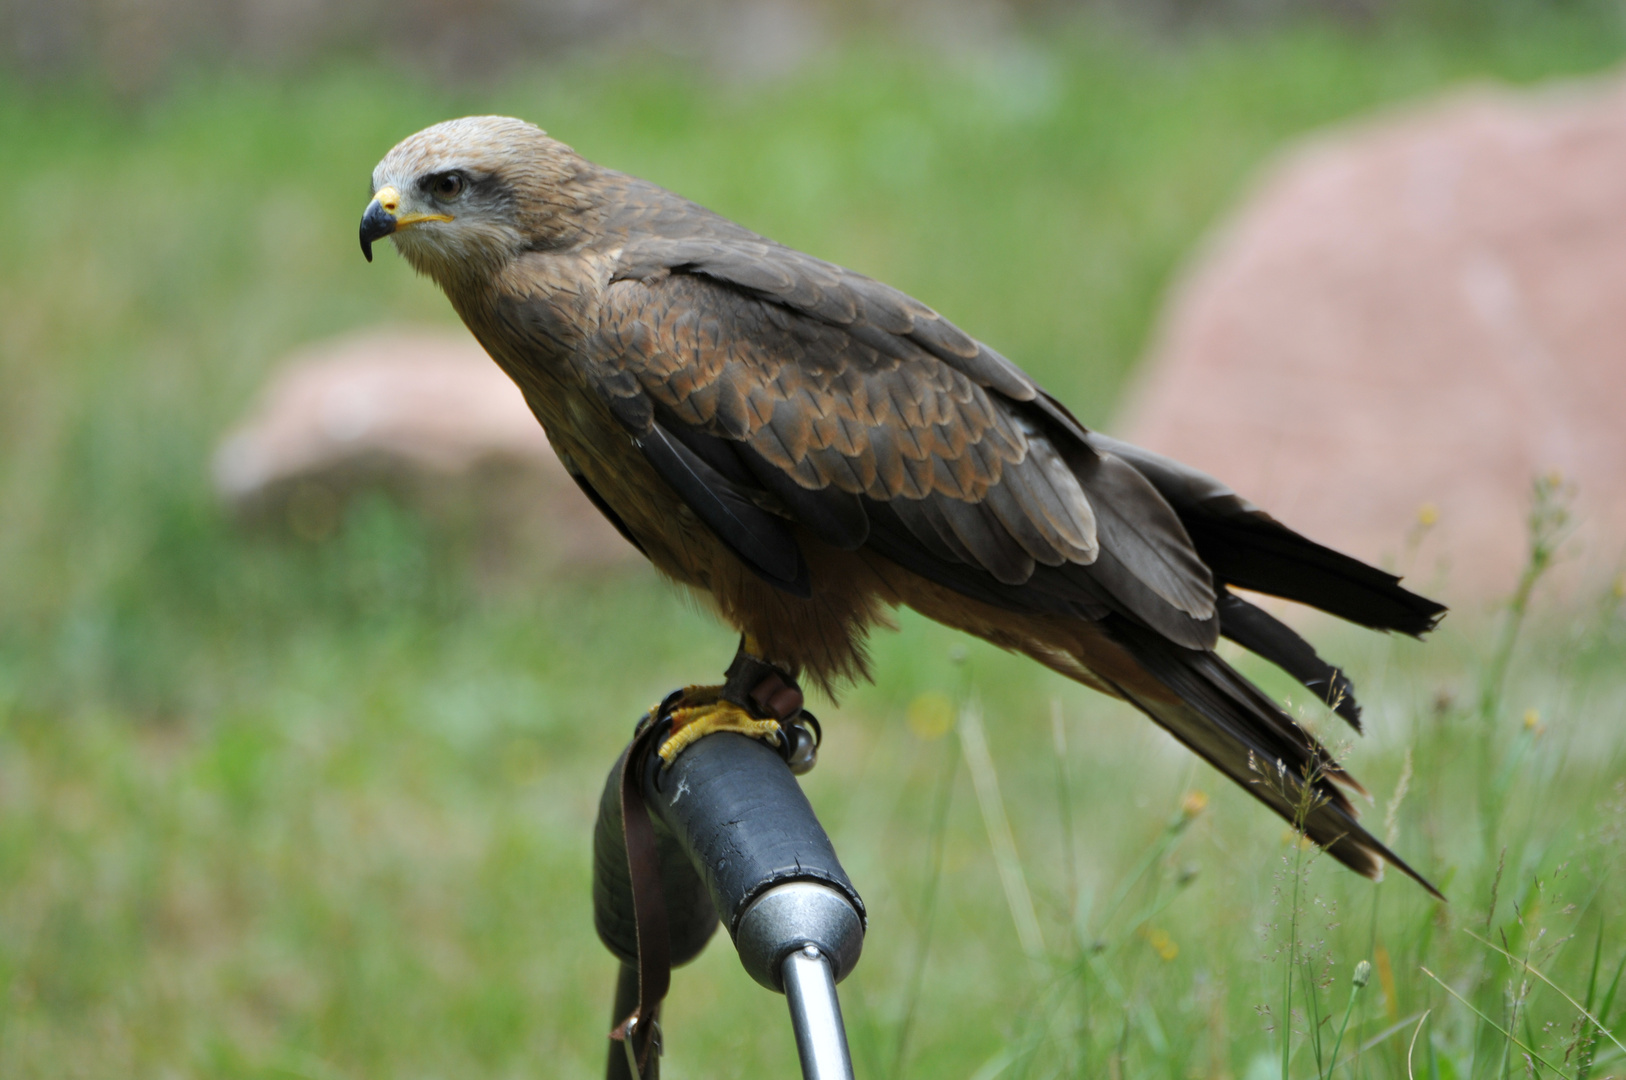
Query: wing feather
[
  {"left": 886, "top": 495, "right": 976, "bottom": 566},
  {"left": 637, "top": 422, "right": 809, "bottom": 595},
  {"left": 1218, "top": 589, "right": 1362, "bottom": 729},
  {"left": 937, "top": 499, "right": 1036, "bottom": 586},
  {"left": 1070, "top": 449, "right": 1218, "bottom": 627}
]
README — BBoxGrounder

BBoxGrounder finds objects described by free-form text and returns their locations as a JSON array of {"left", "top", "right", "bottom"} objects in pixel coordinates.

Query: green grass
[{"left": 3, "top": 11, "right": 1626, "bottom": 1078}]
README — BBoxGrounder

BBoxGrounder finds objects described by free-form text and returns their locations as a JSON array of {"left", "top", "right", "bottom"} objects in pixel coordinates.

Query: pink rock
[
  {"left": 214, "top": 328, "right": 641, "bottom": 572},
  {"left": 1121, "top": 78, "right": 1626, "bottom": 606}
]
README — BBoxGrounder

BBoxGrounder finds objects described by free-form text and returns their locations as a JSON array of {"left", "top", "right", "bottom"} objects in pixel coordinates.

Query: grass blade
[
  {"left": 1598, "top": 950, "right": 1626, "bottom": 1036},
  {"left": 891, "top": 725, "right": 960, "bottom": 1079},
  {"left": 1461, "top": 929, "right": 1626, "bottom": 1056},
  {"left": 1407, "top": 1010, "right": 1432, "bottom": 1080},
  {"left": 1582, "top": 948, "right": 1626, "bottom": 1080},
  {"left": 1419, "top": 966, "right": 1574, "bottom": 1080},
  {"left": 959, "top": 699, "right": 1046, "bottom": 963}
]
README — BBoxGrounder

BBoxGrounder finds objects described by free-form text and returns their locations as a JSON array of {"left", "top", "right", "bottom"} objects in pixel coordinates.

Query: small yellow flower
[
  {"left": 1522, "top": 708, "right": 1545, "bottom": 736},
  {"left": 1143, "top": 927, "right": 1179, "bottom": 961},
  {"left": 1180, "top": 790, "right": 1209, "bottom": 819},
  {"left": 1416, "top": 502, "right": 1439, "bottom": 527},
  {"left": 1376, "top": 944, "right": 1399, "bottom": 1023},
  {"left": 906, "top": 693, "right": 955, "bottom": 740}
]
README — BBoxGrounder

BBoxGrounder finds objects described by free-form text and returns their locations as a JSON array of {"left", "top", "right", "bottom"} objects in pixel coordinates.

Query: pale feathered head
[{"left": 361, "top": 115, "right": 588, "bottom": 285}]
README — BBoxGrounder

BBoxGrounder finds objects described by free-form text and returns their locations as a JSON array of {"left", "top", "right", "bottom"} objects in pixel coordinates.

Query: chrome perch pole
[
  {"left": 735, "top": 879, "right": 862, "bottom": 1080},
  {"left": 782, "top": 945, "right": 856, "bottom": 1080}
]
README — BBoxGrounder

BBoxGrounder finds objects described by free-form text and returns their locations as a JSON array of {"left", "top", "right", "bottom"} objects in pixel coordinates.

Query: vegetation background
[{"left": 1, "top": 0, "right": 1624, "bottom": 1076}]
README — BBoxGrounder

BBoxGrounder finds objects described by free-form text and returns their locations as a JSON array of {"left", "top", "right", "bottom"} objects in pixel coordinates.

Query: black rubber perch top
[{"left": 593, "top": 724, "right": 866, "bottom": 1078}]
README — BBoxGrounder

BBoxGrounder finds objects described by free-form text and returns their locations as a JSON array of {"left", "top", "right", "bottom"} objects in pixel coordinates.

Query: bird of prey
[{"left": 360, "top": 116, "right": 1446, "bottom": 893}]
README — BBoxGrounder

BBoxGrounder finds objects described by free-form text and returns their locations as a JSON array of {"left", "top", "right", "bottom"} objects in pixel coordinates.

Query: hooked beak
[{"left": 359, "top": 185, "right": 453, "bottom": 262}]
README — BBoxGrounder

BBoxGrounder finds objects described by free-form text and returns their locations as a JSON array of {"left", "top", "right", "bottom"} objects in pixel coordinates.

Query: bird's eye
[{"left": 429, "top": 173, "right": 466, "bottom": 202}]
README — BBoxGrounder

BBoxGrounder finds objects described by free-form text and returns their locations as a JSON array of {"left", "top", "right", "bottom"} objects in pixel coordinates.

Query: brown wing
[
  {"left": 576, "top": 199, "right": 1219, "bottom": 649},
  {"left": 592, "top": 170, "right": 1098, "bottom": 437}
]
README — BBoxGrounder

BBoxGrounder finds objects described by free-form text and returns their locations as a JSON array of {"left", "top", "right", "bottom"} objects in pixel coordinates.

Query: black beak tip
[{"left": 359, "top": 201, "right": 395, "bottom": 263}]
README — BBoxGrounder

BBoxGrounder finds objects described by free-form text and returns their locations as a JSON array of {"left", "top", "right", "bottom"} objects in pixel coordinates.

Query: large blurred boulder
[
  {"left": 214, "top": 328, "right": 641, "bottom": 573},
  {"left": 1120, "top": 77, "right": 1626, "bottom": 604}
]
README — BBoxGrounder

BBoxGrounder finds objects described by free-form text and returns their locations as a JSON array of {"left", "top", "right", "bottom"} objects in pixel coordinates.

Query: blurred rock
[
  {"left": 1121, "top": 77, "right": 1626, "bottom": 605},
  {"left": 215, "top": 328, "right": 641, "bottom": 573}
]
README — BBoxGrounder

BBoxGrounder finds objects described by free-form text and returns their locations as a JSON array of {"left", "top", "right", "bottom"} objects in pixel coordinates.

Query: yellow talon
[
  {"left": 658, "top": 700, "right": 783, "bottom": 765},
  {"left": 648, "top": 684, "right": 721, "bottom": 720}
]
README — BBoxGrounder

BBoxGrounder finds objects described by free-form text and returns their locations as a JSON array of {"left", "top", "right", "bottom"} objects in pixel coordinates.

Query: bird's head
[{"left": 361, "top": 116, "right": 588, "bottom": 287}]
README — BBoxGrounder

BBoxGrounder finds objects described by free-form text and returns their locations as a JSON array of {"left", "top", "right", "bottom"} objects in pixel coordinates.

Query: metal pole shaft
[{"left": 781, "top": 945, "right": 855, "bottom": 1080}]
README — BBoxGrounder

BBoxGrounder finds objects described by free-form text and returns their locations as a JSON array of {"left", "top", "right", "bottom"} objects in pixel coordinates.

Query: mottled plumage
[{"left": 362, "top": 116, "right": 1446, "bottom": 894}]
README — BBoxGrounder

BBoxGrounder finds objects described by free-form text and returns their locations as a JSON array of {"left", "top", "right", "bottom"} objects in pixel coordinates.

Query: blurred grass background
[{"left": 2, "top": 3, "right": 1626, "bottom": 1077}]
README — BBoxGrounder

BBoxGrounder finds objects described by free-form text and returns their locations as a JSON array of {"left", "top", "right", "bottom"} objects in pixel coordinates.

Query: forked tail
[{"left": 1097, "top": 616, "right": 1442, "bottom": 899}]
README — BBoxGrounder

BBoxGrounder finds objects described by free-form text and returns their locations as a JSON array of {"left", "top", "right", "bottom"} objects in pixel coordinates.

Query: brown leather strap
[
  {"left": 746, "top": 670, "right": 804, "bottom": 723},
  {"left": 608, "top": 720, "right": 669, "bottom": 1075},
  {"left": 721, "top": 645, "right": 805, "bottom": 729}
]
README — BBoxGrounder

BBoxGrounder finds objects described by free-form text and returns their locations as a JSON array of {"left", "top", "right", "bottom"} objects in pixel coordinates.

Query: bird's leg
[{"left": 654, "top": 635, "right": 806, "bottom": 766}]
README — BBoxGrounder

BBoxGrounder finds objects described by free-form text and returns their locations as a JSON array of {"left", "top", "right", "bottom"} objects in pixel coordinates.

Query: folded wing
[{"left": 546, "top": 181, "right": 1443, "bottom": 890}]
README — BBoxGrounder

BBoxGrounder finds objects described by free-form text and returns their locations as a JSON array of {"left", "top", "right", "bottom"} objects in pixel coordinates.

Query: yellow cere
[{"left": 367, "top": 184, "right": 453, "bottom": 228}]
